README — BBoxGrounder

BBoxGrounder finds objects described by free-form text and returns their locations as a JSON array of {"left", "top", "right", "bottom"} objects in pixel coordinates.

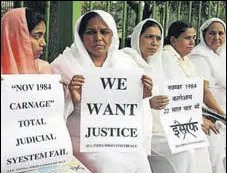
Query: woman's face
[
  {"left": 204, "top": 22, "right": 225, "bottom": 52},
  {"left": 30, "top": 21, "right": 46, "bottom": 59},
  {"left": 82, "top": 16, "right": 113, "bottom": 59},
  {"left": 139, "top": 26, "right": 162, "bottom": 61},
  {"left": 172, "top": 27, "right": 196, "bottom": 57}
]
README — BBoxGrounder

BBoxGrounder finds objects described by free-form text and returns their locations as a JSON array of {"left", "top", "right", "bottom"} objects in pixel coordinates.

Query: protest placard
[
  {"left": 1, "top": 74, "right": 73, "bottom": 173},
  {"left": 158, "top": 77, "right": 209, "bottom": 153},
  {"left": 80, "top": 68, "right": 144, "bottom": 152}
]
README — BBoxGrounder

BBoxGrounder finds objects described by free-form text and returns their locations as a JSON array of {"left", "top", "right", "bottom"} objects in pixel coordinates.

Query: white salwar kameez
[
  {"left": 189, "top": 18, "right": 226, "bottom": 173},
  {"left": 159, "top": 45, "right": 213, "bottom": 173},
  {"left": 121, "top": 18, "right": 164, "bottom": 156},
  {"left": 122, "top": 18, "right": 212, "bottom": 173},
  {"left": 51, "top": 10, "right": 152, "bottom": 173}
]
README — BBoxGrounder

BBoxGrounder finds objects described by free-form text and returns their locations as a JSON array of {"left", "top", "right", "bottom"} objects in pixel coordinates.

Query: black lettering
[
  {"left": 117, "top": 78, "right": 127, "bottom": 90},
  {"left": 18, "top": 118, "right": 46, "bottom": 127},
  {"left": 100, "top": 77, "right": 127, "bottom": 90},
  {"left": 103, "top": 104, "right": 114, "bottom": 115},
  {"left": 15, "top": 133, "right": 56, "bottom": 146},
  {"left": 100, "top": 78, "right": 116, "bottom": 89},
  {"left": 15, "top": 84, "right": 34, "bottom": 91},
  {"left": 9, "top": 100, "right": 53, "bottom": 110},
  {"left": 87, "top": 103, "right": 102, "bottom": 114},
  {"left": 85, "top": 127, "right": 138, "bottom": 138}
]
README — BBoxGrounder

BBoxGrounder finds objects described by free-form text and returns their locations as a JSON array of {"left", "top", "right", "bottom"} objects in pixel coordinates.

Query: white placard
[
  {"left": 80, "top": 68, "right": 144, "bottom": 152},
  {"left": 158, "top": 77, "right": 209, "bottom": 153},
  {"left": 1, "top": 74, "right": 73, "bottom": 173}
]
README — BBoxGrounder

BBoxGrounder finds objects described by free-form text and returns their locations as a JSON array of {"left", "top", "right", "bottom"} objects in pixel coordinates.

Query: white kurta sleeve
[{"left": 51, "top": 61, "right": 74, "bottom": 121}]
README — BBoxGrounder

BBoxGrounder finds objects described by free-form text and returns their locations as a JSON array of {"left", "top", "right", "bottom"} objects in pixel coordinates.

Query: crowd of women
[{"left": 1, "top": 7, "right": 226, "bottom": 173}]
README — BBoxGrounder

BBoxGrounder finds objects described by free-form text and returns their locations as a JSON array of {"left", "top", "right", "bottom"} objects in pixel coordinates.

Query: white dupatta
[
  {"left": 121, "top": 19, "right": 166, "bottom": 138},
  {"left": 190, "top": 18, "right": 226, "bottom": 88},
  {"left": 122, "top": 18, "right": 165, "bottom": 81},
  {"left": 51, "top": 10, "right": 138, "bottom": 120}
]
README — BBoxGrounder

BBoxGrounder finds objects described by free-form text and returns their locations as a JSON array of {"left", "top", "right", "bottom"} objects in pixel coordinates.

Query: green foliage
[
  {"left": 2, "top": 1, "right": 225, "bottom": 60},
  {"left": 80, "top": 1, "right": 225, "bottom": 47}
]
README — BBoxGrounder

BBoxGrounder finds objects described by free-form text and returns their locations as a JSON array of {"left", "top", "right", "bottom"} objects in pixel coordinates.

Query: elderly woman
[
  {"left": 189, "top": 18, "right": 226, "bottom": 173},
  {"left": 189, "top": 18, "right": 226, "bottom": 113},
  {"left": 1, "top": 8, "right": 52, "bottom": 74},
  {"left": 51, "top": 10, "right": 153, "bottom": 173}
]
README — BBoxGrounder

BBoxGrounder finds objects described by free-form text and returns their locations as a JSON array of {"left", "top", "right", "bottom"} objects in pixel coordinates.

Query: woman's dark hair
[
  {"left": 78, "top": 12, "right": 100, "bottom": 39},
  {"left": 140, "top": 20, "right": 162, "bottom": 36},
  {"left": 164, "top": 21, "right": 193, "bottom": 45},
  {"left": 25, "top": 8, "right": 45, "bottom": 33}
]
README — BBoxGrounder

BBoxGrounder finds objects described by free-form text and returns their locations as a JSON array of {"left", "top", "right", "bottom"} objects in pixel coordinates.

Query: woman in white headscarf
[
  {"left": 189, "top": 18, "right": 226, "bottom": 173},
  {"left": 122, "top": 19, "right": 212, "bottom": 173},
  {"left": 189, "top": 18, "right": 226, "bottom": 113},
  {"left": 122, "top": 18, "right": 168, "bottom": 152},
  {"left": 51, "top": 10, "right": 152, "bottom": 173}
]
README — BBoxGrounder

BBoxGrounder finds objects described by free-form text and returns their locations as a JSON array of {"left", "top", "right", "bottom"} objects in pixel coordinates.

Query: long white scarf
[
  {"left": 190, "top": 18, "right": 226, "bottom": 88},
  {"left": 121, "top": 19, "right": 166, "bottom": 136},
  {"left": 122, "top": 18, "right": 165, "bottom": 82},
  {"left": 51, "top": 10, "right": 138, "bottom": 120}
]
